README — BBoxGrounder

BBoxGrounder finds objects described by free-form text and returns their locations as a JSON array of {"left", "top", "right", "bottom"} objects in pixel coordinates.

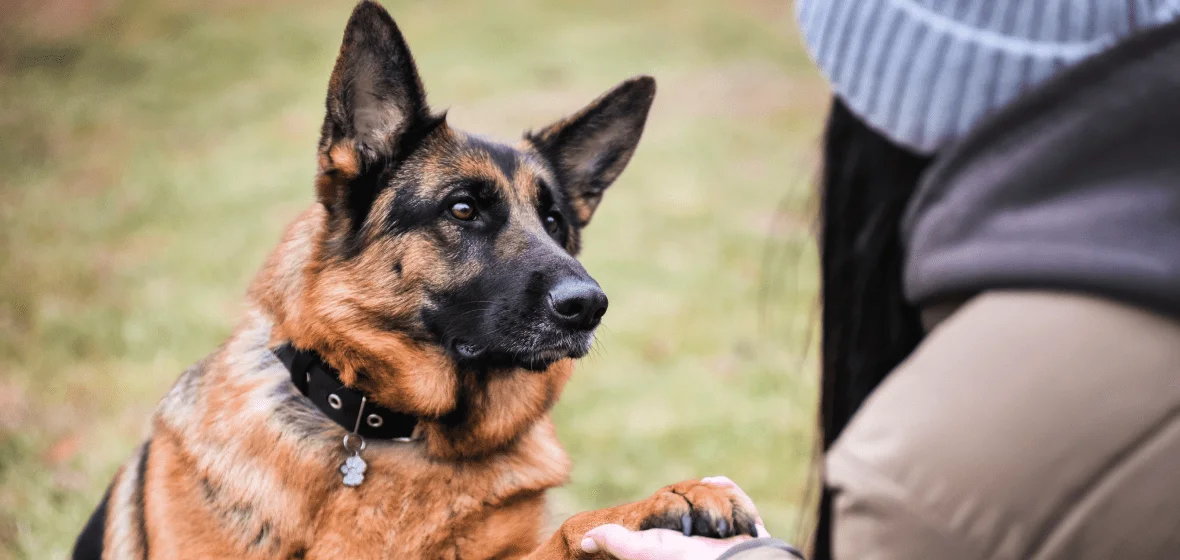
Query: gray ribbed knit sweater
[{"left": 795, "top": 0, "right": 1180, "bottom": 153}]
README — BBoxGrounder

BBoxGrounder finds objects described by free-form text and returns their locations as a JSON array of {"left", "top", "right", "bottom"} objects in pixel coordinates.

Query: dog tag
[
  {"left": 341, "top": 433, "right": 367, "bottom": 487},
  {"left": 340, "top": 454, "right": 367, "bottom": 487}
]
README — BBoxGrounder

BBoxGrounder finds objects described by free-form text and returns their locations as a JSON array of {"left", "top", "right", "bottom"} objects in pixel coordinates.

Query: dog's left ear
[{"left": 526, "top": 76, "right": 656, "bottom": 227}]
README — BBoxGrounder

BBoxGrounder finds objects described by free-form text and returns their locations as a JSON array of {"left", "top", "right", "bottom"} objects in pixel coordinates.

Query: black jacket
[{"left": 903, "top": 19, "right": 1180, "bottom": 318}]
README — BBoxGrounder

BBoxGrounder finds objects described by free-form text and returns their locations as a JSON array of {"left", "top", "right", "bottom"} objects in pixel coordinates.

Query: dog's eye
[
  {"left": 544, "top": 211, "right": 563, "bottom": 236},
  {"left": 450, "top": 201, "right": 476, "bottom": 221}
]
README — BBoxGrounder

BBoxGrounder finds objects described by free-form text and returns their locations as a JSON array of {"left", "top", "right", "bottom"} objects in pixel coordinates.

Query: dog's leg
[{"left": 524, "top": 479, "right": 759, "bottom": 560}]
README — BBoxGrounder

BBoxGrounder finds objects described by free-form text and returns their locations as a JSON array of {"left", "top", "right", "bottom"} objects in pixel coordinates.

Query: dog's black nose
[{"left": 548, "top": 278, "right": 608, "bottom": 330}]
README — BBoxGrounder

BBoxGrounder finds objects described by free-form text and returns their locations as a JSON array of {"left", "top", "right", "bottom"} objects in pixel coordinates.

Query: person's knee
[{"left": 827, "top": 437, "right": 992, "bottom": 560}]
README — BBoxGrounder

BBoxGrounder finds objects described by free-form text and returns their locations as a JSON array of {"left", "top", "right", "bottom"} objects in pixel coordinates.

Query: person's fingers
[
  {"left": 582, "top": 525, "right": 675, "bottom": 559},
  {"left": 702, "top": 475, "right": 766, "bottom": 529},
  {"left": 582, "top": 525, "right": 747, "bottom": 560},
  {"left": 701, "top": 475, "right": 736, "bottom": 487}
]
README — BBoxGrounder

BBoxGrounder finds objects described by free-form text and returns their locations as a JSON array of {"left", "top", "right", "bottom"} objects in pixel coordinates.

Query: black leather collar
[{"left": 273, "top": 343, "right": 418, "bottom": 441}]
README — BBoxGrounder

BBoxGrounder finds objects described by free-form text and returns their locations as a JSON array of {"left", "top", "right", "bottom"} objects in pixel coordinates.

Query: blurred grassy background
[{"left": 0, "top": 0, "right": 828, "bottom": 557}]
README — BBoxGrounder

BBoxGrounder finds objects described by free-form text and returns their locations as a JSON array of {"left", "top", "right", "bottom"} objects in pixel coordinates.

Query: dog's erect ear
[
  {"left": 526, "top": 76, "right": 656, "bottom": 227},
  {"left": 317, "top": 1, "right": 438, "bottom": 213}
]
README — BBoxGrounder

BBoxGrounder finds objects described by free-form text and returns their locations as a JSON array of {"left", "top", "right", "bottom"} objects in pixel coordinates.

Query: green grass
[{"left": 0, "top": 1, "right": 827, "bottom": 557}]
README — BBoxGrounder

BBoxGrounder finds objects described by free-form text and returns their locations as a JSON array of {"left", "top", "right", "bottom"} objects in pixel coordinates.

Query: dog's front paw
[{"left": 635, "top": 479, "right": 759, "bottom": 539}]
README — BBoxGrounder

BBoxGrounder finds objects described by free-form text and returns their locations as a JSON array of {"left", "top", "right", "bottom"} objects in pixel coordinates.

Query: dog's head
[{"left": 265, "top": 0, "right": 653, "bottom": 431}]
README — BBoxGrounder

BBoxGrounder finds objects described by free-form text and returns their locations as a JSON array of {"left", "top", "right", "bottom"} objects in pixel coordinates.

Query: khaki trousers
[{"left": 828, "top": 291, "right": 1180, "bottom": 559}]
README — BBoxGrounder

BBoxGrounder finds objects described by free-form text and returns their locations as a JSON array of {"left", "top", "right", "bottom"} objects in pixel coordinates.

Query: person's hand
[{"left": 580, "top": 476, "right": 771, "bottom": 560}]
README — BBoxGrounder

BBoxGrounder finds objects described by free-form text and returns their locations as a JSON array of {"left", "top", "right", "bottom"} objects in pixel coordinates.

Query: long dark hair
[{"left": 811, "top": 97, "right": 933, "bottom": 559}]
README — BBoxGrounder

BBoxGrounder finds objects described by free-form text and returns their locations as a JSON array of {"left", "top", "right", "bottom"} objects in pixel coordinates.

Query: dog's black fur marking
[
  {"left": 134, "top": 439, "right": 152, "bottom": 559},
  {"left": 469, "top": 135, "right": 520, "bottom": 181},
  {"left": 381, "top": 185, "right": 439, "bottom": 239},
  {"left": 535, "top": 179, "right": 571, "bottom": 247},
  {"left": 251, "top": 521, "right": 275, "bottom": 551},
  {"left": 72, "top": 485, "right": 111, "bottom": 560}
]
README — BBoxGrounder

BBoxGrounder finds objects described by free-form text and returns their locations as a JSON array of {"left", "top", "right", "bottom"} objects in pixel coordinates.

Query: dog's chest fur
[{"left": 113, "top": 310, "right": 571, "bottom": 559}]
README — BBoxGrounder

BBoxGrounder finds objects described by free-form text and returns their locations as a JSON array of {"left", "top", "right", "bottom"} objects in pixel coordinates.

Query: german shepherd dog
[{"left": 73, "top": 1, "right": 758, "bottom": 558}]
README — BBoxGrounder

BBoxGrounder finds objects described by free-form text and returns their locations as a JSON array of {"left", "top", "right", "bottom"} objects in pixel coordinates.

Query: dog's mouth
[{"left": 449, "top": 333, "right": 593, "bottom": 372}]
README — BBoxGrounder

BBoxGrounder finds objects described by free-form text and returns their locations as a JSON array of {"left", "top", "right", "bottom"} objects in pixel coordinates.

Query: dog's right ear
[{"left": 316, "top": 0, "right": 438, "bottom": 216}]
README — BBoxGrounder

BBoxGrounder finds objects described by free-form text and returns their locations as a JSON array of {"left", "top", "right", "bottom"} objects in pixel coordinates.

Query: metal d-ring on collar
[
  {"left": 347, "top": 396, "right": 404, "bottom": 439},
  {"left": 272, "top": 343, "right": 420, "bottom": 442}
]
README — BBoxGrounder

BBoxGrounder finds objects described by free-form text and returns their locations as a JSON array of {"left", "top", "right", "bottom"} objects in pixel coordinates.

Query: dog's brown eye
[{"left": 450, "top": 201, "right": 476, "bottom": 221}]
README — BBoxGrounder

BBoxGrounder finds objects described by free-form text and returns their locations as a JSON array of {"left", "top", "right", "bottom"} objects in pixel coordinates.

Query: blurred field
[{"left": 0, "top": 0, "right": 827, "bottom": 557}]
